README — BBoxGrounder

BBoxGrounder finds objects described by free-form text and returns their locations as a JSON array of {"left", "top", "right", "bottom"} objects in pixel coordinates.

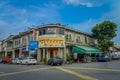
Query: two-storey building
[
  {"left": 1, "top": 23, "right": 102, "bottom": 62},
  {"left": 36, "top": 23, "right": 102, "bottom": 62},
  {"left": 13, "top": 30, "right": 34, "bottom": 58}
]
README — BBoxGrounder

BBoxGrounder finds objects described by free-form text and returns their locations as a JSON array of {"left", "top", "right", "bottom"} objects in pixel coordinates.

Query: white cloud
[
  {"left": 69, "top": 1, "right": 120, "bottom": 44},
  {"left": 63, "top": 0, "right": 102, "bottom": 7},
  {"left": 63, "top": 0, "right": 113, "bottom": 7}
]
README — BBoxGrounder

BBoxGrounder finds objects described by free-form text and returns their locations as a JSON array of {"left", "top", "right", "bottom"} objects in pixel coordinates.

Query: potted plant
[
  {"left": 43, "top": 57, "right": 47, "bottom": 64},
  {"left": 66, "top": 54, "right": 72, "bottom": 64}
]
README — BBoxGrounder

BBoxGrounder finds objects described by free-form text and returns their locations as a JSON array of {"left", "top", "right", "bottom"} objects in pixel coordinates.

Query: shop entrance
[
  {"left": 49, "top": 48, "right": 58, "bottom": 58},
  {"left": 50, "top": 50, "right": 54, "bottom": 58},
  {"left": 7, "top": 51, "right": 12, "bottom": 58},
  {"left": 15, "top": 49, "right": 19, "bottom": 58}
]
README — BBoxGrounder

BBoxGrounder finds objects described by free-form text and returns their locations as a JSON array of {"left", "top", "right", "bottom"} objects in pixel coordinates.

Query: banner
[
  {"left": 38, "top": 37, "right": 65, "bottom": 48},
  {"left": 29, "top": 40, "right": 38, "bottom": 50}
]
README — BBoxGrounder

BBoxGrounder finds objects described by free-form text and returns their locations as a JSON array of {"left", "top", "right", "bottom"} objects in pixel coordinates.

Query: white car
[
  {"left": 21, "top": 57, "right": 37, "bottom": 65},
  {"left": 12, "top": 58, "right": 23, "bottom": 64}
]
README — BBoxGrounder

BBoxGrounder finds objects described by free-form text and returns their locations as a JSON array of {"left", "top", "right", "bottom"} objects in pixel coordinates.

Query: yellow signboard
[{"left": 38, "top": 37, "right": 65, "bottom": 48}]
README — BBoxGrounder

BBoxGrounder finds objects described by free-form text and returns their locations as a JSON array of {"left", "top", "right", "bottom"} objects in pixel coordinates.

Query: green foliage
[
  {"left": 66, "top": 54, "right": 72, "bottom": 61},
  {"left": 98, "top": 41, "right": 114, "bottom": 53},
  {"left": 43, "top": 57, "right": 47, "bottom": 62},
  {"left": 92, "top": 20, "right": 117, "bottom": 53},
  {"left": 92, "top": 20, "right": 117, "bottom": 42}
]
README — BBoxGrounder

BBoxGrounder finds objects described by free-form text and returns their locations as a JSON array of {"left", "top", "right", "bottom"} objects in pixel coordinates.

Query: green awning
[{"left": 72, "top": 45, "right": 103, "bottom": 54}]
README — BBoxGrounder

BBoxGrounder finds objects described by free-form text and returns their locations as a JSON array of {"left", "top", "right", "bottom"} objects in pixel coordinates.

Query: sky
[{"left": 0, "top": 0, "right": 120, "bottom": 44}]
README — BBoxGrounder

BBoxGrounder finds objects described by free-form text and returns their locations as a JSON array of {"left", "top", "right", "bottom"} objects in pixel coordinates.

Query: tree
[
  {"left": 92, "top": 20, "right": 117, "bottom": 53},
  {"left": 98, "top": 41, "right": 114, "bottom": 54}
]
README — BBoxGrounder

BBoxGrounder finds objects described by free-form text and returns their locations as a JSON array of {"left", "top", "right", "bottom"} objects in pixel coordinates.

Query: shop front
[
  {"left": 14, "top": 49, "right": 19, "bottom": 58},
  {"left": 38, "top": 36, "right": 65, "bottom": 62},
  {"left": 22, "top": 48, "right": 29, "bottom": 57},
  {"left": 72, "top": 45, "right": 103, "bottom": 62}
]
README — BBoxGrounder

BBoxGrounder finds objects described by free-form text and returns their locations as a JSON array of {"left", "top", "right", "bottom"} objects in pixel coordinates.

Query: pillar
[
  {"left": 43, "top": 48, "right": 45, "bottom": 58},
  {"left": 46, "top": 49, "right": 49, "bottom": 61},
  {"left": 12, "top": 50, "right": 15, "bottom": 59},
  {"left": 37, "top": 49, "right": 41, "bottom": 62},
  {"left": 64, "top": 47, "right": 66, "bottom": 62},
  {"left": 19, "top": 48, "right": 22, "bottom": 58},
  {"left": 5, "top": 50, "right": 7, "bottom": 57}
]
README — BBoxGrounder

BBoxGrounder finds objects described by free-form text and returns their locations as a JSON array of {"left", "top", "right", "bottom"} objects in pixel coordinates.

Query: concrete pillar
[
  {"left": 12, "top": 50, "right": 15, "bottom": 59},
  {"left": 46, "top": 49, "right": 49, "bottom": 61},
  {"left": 28, "top": 49, "right": 31, "bottom": 58},
  {"left": 19, "top": 48, "right": 22, "bottom": 58},
  {"left": 37, "top": 49, "right": 41, "bottom": 62},
  {"left": 58, "top": 48, "right": 60, "bottom": 57},
  {"left": 43, "top": 48, "right": 45, "bottom": 58},
  {"left": 64, "top": 47, "right": 66, "bottom": 62},
  {"left": 5, "top": 51, "right": 7, "bottom": 57},
  {"left": 59, "top": 48, "right": 63, "bottom": 58},
  {"left": 48, "top": 49, "right": 50, "bottom": 59}
]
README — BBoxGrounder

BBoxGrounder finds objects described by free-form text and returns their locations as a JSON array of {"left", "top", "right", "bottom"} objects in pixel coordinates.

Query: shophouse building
[
  {"left": 36, "top": 23, "right": 102, "bottom": 62},
  {"left": 13, "top": 30, "right": 34, "bottom": 58},
  {"left": 0, "top": 35, "right": 13, "bottom": 59},
  {"left": 0, "top": 23, "right": 103, "bottom": 62}
]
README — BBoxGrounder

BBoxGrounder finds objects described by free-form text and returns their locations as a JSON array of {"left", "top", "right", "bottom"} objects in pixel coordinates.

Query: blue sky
[{"left": 0, "top": 0, "right": 120, "bottom": 44}]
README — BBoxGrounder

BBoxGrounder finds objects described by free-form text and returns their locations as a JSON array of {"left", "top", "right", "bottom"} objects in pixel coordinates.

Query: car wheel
[
  {"left": 51, "top": 62, "right": 54, "bottom": 66},
  {"left": 106, "top": 59, "right": 109, "bottom": 62},
  {"left": 59, "top": 63, "right": 62, "bottom": 65},
  {"left": 26, "top": 62, "right": 28, "bottom": 65}
]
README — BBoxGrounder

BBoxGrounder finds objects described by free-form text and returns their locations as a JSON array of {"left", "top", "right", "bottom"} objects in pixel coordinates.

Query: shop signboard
[
  {"left": 29, "top": 40, "right": 38, "bottom": 50},
  {"left": 38, "top": 37, "right": 65, "bottom": 48}
]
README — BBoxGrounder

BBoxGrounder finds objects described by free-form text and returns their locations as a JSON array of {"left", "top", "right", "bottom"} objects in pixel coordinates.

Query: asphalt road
[{"left": 0, "top": 60, "right": 120, "bottom": 80}]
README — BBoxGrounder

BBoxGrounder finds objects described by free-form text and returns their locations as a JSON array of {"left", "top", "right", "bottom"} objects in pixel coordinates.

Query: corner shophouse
[
  {"left": 0, "top": 23, "right": 103, "bottom": 62},
  {"left": 36, "top": 23, "right": 103, "bottom": 62}
]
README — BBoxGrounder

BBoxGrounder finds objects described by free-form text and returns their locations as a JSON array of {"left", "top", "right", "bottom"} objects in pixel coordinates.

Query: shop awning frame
[{"left": 72, "top": 45, "right": 103, "bottom": 54}]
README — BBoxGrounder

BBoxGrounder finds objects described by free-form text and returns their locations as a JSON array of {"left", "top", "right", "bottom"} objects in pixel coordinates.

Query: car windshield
[
  {"left": 104, "top": 56, "right": 108, "bottom": 58},
  {"left": 53, "top": 57, "right": 61, "bottom": 60},
  {"left": 18, "top": 58, "right": 23, "bottom": 60},
  {"left": 29, "top": 58, "right": 35, "bottom": 59}
]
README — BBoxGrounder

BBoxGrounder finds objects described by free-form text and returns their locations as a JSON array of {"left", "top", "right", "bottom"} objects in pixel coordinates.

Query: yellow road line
[
  {"left": 56, "top": 67, "right": 98, "bottom": 80},
  {"left": 0, "top": 67, "right": 53, "bottom": 77},
  {"left": 63, "top": 67, "right": 120, "bottom": 72}
]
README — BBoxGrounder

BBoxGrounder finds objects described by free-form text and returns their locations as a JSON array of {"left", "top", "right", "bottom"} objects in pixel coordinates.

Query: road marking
[
  {"left": 56, "top": 67, "right": 98, "bottom": 80},
  {"left": 0, "top": 67, "right": 53, "bottom": 77},
  {"left": 63, "top": 67, "right": 120, "bottom": 72}
]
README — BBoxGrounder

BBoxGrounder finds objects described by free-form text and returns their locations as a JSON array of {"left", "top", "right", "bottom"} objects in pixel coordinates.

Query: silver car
[
  {"left": 12, "top": 58, "right": 23, "bottom": 64},
  {"left": 21, "top": 57, "right": 37, "bottom": 65}
]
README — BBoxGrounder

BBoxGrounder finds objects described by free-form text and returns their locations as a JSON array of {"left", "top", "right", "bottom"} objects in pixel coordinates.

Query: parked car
[
  {"left": 48, "top": 57, "right": 63, "bottom": 65},
  {"left": 12, "top": 58, "right": 23, "bottom": 64},
  {"left": 112, "top": 54, "right": 120, "bottom": 60},
  {"left": 1, "top": 56, "right": 12, "bottom": 63},
  {"left": 21, "top": 57, "right": 37, "bottom": 65},
  {"left": 97, "top": 55, "right": 110, "bottom": 62}
]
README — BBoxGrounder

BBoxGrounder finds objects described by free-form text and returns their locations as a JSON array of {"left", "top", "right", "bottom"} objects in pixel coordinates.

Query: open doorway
[{"left": 50, "top": 50, "right": 54, "bottom": 58}]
